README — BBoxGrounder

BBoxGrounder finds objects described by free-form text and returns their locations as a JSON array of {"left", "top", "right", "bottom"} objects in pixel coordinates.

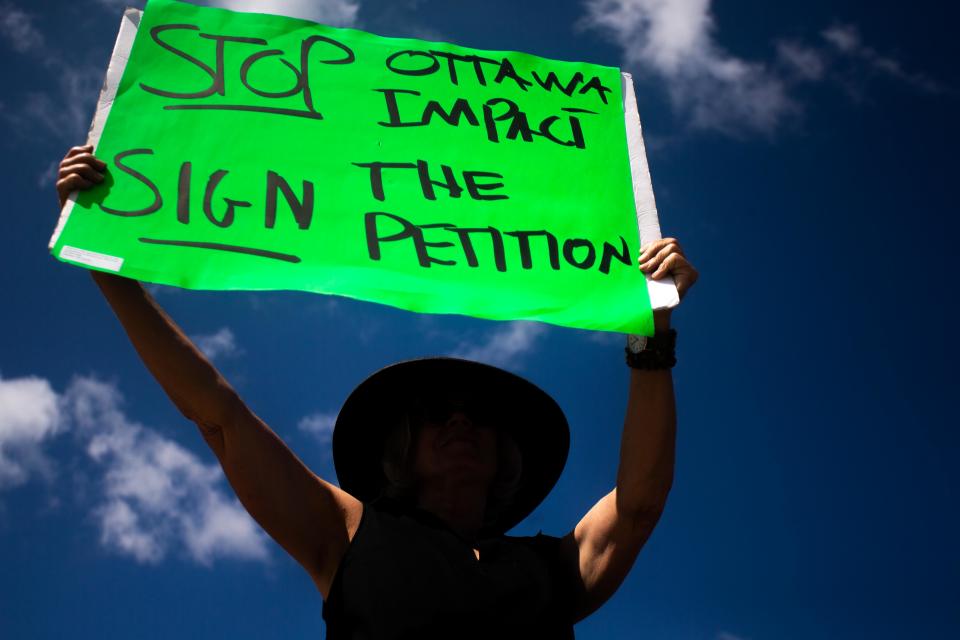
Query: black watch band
[{"left": 625, "top": 329, "right": 677, "bottom": 369}]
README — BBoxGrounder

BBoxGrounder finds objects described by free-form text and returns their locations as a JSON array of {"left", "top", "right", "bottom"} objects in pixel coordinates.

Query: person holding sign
[{"left": 56, "top": 145, "right": 697, "bottom": 639}]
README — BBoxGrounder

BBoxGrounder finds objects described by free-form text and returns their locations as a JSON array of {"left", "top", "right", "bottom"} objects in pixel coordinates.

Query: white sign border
[
  {"left": 48, "top": 8, "right": 143, "bottom": 251},
  {"left": 621, "top": 72, "right": 680, "bottom": 311}
]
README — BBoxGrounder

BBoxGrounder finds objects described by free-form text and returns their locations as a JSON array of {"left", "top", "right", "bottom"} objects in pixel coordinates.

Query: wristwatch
[{"left": 625, "top": 329, "right": 677, "bottom": 369}]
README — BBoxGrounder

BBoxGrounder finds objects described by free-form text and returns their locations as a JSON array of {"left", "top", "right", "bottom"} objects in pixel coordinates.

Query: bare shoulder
[
  {"left": 211, "top": 398, "right": 364, "bottom": 599},
  {"left": 558, "top": 490, "right": 660, "bottom": 622},
  {"left": 307, "top": 478, "right": 364, "bottom": 598}
]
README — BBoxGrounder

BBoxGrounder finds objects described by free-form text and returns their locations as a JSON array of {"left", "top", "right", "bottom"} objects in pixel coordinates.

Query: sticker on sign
[{"left": 60, "top": 246, "right": 124, "bottom": 272}]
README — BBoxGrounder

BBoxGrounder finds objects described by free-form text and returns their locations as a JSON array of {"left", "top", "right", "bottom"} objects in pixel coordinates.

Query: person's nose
[{"left": 444, "top": 410, "right": 474, "bottom": 430}]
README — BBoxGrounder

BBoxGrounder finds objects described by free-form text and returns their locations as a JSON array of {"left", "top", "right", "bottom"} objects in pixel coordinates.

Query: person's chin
[{"left": 441, "top": 452, "right": 494, "bottom": 478}]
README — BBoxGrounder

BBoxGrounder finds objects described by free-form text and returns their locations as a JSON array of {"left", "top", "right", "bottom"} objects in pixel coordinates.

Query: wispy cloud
[
  {"left": 0, "top": 3, "right": 102, "bottom": 141},
  {"left": 717, "top": 632, "right": 748, "bottom": 640},
  {"left": 144, "top": 283, "right": 183, "bottom": 297},
  {"left": 191, "top": 327, "right": 241, "bottom": 362},
  {"left": 450, "top": 321, "right": 548, "bottom": 369},
  {"left": 776, "top": 40, "right": 826, "bottom": 81},
  {"left": 584, "top": 329, "right": 625, "bottom": 346},
  {"left": 0, "top": 374, "right": 63, "bottom": 489},
  {"left": 820, "top": 24, "right": 941, "bottom": 94},
  {"left": 581, "top": 0, "right": 942, "bottom": 137},
  {"left": 6, "top": 0, "right": 373, "bottom": 147},
  {"left": 0, "top": 3, "right": 44, "bottom": 53},
  {"left": 64, "top": 376, "right": 270, "bottom": 565},
  {"left": 36, "top": 158, "right": 60, "bottom": 189},
  {"left": 92, "top": 0, "right": 361, "bottom": 27},
  {"left": 298, "top": 411, "right": 337, "bottom": 444},
  {"left": 197, "top": 0, "right": 360, "bottom": 26},
  {"left": 581, "top": 0, "right": 795, "bottom": 136}
]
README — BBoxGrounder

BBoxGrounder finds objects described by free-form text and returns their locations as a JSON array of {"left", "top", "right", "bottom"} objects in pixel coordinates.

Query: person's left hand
[{"left": 638, "top": 238, "right": 698, "bottom": 330}]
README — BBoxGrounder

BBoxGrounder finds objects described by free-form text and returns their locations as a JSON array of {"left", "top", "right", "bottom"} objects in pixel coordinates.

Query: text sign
[{"left": 51, "top": 0, "right": 654, "bottom": 335}]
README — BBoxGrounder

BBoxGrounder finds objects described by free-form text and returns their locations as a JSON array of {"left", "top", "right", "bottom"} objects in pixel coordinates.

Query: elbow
[
  {"left": 617, "top": 482, "right": 672, "bottom": 529},
  {"left": 172, "top": 377, "right": 240, "bottom": 430},
  {"left": 622, "top": 502, "right": 668, "bottom": 539},
  {"left": 627, "top": 499, "right": 669, "bottom": 530},
  {"left": 176, "top": 381, "right": 239, "bottom": 461}
]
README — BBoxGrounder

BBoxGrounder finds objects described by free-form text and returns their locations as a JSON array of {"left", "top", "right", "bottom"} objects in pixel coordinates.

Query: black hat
[{"left": 332, "top": 357, "right": 569, "bottom": 534}]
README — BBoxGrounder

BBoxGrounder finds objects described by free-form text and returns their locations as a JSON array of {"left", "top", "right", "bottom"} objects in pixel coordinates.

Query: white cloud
[
  {"left": 581, "top": 1, "right": 941, "bottom": 137},
  {"left": 96, "top": 500, "right": 161, "bottom": 562},
  {"left": 93, "top": 0, "right": 361, "bottom": 27},
  {"left": 0, "top": 3, "right": 44, "bottom": 53},
  {"left": 0, "top": 374, "right": 63, "bottom": 489},
  {"left": 298, "top": 411, "right": 337, "bottom": 444},
  {"left": 3, "top": 70, "right": 99, "bottom": 142},
  {"left": 0, "top": 3, "right": 102, "bottom": 141},
  {"left": 36, "top": 158, "right": 60, "bottom": 188},
  {"left": 198, "top": 0, "right": 360, "bottom": 26},
  {"left": 776, "top": 41, "right": 825, "bottom": 81},
  {"left": 60, "top": 376, "right": 271, "bottom": 566},
  {"left": 144, "top": 283, "right": 182, "bottom": 297},
  {"left": 582, "top": 0, "right": 795, "bottom": 136},
  {"left": 0, "top": 372, "right": 271, "bottom": 564},
  {"left": 585, "top": 329, "right": 625, "bottom": 346},
  {"left": 822, "top": 25, "right": 860, "bottom": 54},
  {"left": 717, "top": 632, "right": 748, "bottom": 640},
  {"left": 191, "top": 327, "right": 240, "bottom": 361},
  {"left": 450, "top": 321, "right": 548, "bottom": 369},
  {"left": 821, "top": 24, "right": 941, "bottom": 93}
]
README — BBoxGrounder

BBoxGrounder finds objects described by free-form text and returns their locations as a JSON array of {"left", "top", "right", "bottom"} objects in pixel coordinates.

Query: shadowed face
[{"left": 410, "top": 395, "right": 499, "bottom": 488}]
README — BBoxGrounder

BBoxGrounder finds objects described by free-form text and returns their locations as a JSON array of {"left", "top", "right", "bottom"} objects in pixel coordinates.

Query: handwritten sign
[{"left": 50, "top": 0, "right": 664, "bottom": 335}]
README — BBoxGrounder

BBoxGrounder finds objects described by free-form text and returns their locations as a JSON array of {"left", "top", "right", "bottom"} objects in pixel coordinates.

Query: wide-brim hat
[{"left": 332, "top": 357, "right": 569, "bottom": 535}]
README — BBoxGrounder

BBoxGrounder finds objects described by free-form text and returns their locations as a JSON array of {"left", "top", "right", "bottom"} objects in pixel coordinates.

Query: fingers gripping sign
[
  {"left": 56, "top": 145, "right": 107, "bottom": 209},
  {"left": 638, "top": 237, "right": 698, "bottom": 300}
]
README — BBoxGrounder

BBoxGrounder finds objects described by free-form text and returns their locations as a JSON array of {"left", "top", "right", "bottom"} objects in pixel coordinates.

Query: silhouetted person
[{"left": 56, "top": 144, "right": 698, "bottom": 639}]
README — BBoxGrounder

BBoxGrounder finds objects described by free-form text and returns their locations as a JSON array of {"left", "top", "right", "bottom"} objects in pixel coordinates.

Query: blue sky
[{"left": 2, "top": 1, "right": 958, "bottom": 639}]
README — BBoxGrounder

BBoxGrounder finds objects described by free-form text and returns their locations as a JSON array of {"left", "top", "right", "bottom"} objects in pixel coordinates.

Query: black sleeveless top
[{"left": 322, "top": 498, "right": 578, "bottom": 639}]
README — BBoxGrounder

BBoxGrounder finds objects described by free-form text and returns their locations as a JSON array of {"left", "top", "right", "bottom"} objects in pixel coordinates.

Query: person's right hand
[{"left": 56, "top": 144, "right": 106, "bottom": 208}]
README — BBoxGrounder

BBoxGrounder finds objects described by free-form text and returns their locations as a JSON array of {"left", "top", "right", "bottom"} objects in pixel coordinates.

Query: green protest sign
[{"left": 50, "top": 0, "right": 670, "bottom": 335}]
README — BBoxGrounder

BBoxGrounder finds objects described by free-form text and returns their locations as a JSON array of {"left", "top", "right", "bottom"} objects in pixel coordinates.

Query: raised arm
[
  {"left": 56, "top": 146, "right": 362, "bottom": 598},
  {"left": 560, "top": 238, "right": 698, "bottom": 621}
]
